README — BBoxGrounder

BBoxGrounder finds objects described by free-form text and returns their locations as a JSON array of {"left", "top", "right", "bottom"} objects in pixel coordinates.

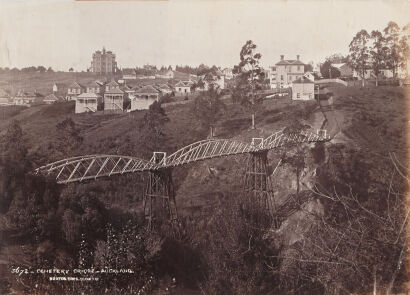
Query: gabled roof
[
  {"left": 135, "top": 85, "right": 159, "bottom": 94},
  {"left": 293, "top": 77, "right": 314, "bottom": 84},
  {"left": 276, "top": 59, "right": 305, "bottom": 66},
  {"left": 175, "top": 80, "right": 193, "bottom": 87},
  {"left": 44, "top": 93, "right": 63, "bottom": 102},
  {"left": 77, "top": 92, "right": 101, "bottom": 99},
  {"left": 331, "top": 63, "right": 349, "bottom": 70},
  {"left": 107, "top": 80, "right": 119, "bottom": 87},
  {"left": 68, "top": 82, "right": 85, "bottom": 89},
  {"left": 157, "top": 84, "right": 172, "bottom": 90},
  {"left": 105, "top": 88, "right": 124, "bottom": 95},
  {"left": 53, "top": 82, "right": 66, "bottom": 88},
  {"left": 16, "top": 90, "right": 38, "bottom": 98}
]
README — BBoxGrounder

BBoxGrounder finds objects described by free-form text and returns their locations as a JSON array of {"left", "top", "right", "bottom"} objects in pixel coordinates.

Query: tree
[
  {"left": 320, "top": 60, "right": 341, "bottom": 79},
  {"left": 325, "top": 53, "right": 349, "bottom": 64},
  {"left": 304, "top": 63, "right": 313, "bottom": 73},
  {"left": 349, "top": 29, "right": 370, "bottom": 87},
  {"left": 383, "top": 21, "right": 401, "bottom": 78},
  {"left": 398, "top": 35, "right": 409, "bottom": 76},
  {"left": 0, "top": 120, "right": 30, "bottom": 213},
  {"left": 232, "top": 40, "right": 265, "bottom": 129},
  {"left": 138, "top": 101, "right": 169, "bottom": 158},
  {"left": 192, "top": 78, "right": 226, "bottom": 137},
  {"left": 47, "top": 67, "right": 54, "bottom": 73},
  {"left": 37, "top": 66, "right": 46, "bottom": 73},
  {"left": 370, "top": 30, "right": 387, "bottom": 86},
  {"left": 55, "top": 118, "right": 83, "bottom": 158}
]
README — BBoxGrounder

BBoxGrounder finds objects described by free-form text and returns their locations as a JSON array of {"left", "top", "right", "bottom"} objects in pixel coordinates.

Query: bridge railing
[{"left": 34, "top": 129, "right": 330, "bottom": 184}]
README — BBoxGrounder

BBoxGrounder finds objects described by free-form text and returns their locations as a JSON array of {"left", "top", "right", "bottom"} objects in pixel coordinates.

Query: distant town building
[
  {"left": 75, "top": 93, "right": 101, "bottom": 113},
  {"left": 175, "top": 80, "right": 194, "bottom": 96},
  {"left": 105, "top": 80, "right": 120, "bottom": 92},
  {"left": 91, "top": 47, "right": 117, "bottom": 74},
  {"left": 291, "top": 77, "right": 314, "bottom": 101},
  {"left": 84, "top": 81, "right": 104, "bottom": 94},
  {"left": 67, "top": 82, "right": 85, "bottom": 100},
  {"left": 14, "top": 91, "right": 40, "bottom": 106},
  {"left": 0, "top": 89, "right": 11, "bottom": 105},
  {"left": 43, "top": 93, "right": 63, "bottom": 104},
  {"left": 156, "top": 84, "right": 173, "bottom": 95},
  {"left": 271, "top": 55, "right": 305, "bottom": 89}
]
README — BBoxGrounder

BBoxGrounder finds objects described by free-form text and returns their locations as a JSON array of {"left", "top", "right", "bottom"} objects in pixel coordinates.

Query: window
[
  {"left": 281, "top": 75, "right": 284, "bottom": 81},
  {"left": 297, "top": 66, "right": 300, "bottom": 71},
  {"left": 297, "top": 93, "right": 300, "bottom": 98}
]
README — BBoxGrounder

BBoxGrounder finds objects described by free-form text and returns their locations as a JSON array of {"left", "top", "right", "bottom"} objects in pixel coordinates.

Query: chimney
[
  {"left": 297, "top": 55, "right": 300, "bottom": 61},
  {"left": 280, "top": 55, "right": 284, "bottom": 61}
]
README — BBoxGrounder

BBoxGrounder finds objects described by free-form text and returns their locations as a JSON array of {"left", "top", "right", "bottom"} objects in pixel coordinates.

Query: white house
[
  {"left": 175, "top": 80, "right": 194, "bottom": 96},
  {"left": 291, "top": 77, "right": 314, "bottom": 101},
  {"left": 273, "top": 55, "right": 305, "bottom": 89},
  {"left": 14, "top": 91, "right": 39, "bottom": 106},
  {"left": 75, "top": 93, "right": 100, "bottom": 113},
  {"left": 131, "top": 85, "right": 160, "bottom": 110}
]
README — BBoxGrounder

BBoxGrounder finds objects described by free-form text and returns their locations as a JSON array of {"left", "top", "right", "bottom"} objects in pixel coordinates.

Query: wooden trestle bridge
[{"left": 35, "top": 128, "right": 330, "bottom": 229}]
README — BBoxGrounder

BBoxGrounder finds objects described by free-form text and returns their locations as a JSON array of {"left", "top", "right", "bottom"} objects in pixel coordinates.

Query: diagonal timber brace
[
  {"left": 242, "top": 149, "right": 278, "bottom": 225},
  {"left": 143, "top": 168, "right": 178, "bottom": 230}
]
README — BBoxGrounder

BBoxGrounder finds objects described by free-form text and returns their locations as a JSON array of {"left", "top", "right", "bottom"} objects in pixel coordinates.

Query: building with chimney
[
  {"left": 270, "top": 55, "right": 305, "bottom": 89},
  {"left": 91, "top": 47, "right": 117, "bottom": 74}
]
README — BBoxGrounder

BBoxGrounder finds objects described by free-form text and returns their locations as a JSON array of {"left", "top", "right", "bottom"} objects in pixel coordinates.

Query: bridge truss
[{"left": 35, "top": 129, "right": 329, "bottom": 230}]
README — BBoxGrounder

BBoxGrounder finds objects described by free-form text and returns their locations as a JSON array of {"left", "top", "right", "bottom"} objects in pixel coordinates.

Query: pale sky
[{"left": 0, "top": 0, "right": 409, "bottom": 71}]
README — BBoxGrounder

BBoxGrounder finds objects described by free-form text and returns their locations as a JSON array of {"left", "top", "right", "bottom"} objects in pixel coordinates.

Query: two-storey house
[{"left": 273, "top": 55, "right": 305, "bottom": 89}]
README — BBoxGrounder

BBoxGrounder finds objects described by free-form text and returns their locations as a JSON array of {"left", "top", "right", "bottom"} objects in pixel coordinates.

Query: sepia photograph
[{"left": 0, "top": 0, "right": 409, "bottom": 294}]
